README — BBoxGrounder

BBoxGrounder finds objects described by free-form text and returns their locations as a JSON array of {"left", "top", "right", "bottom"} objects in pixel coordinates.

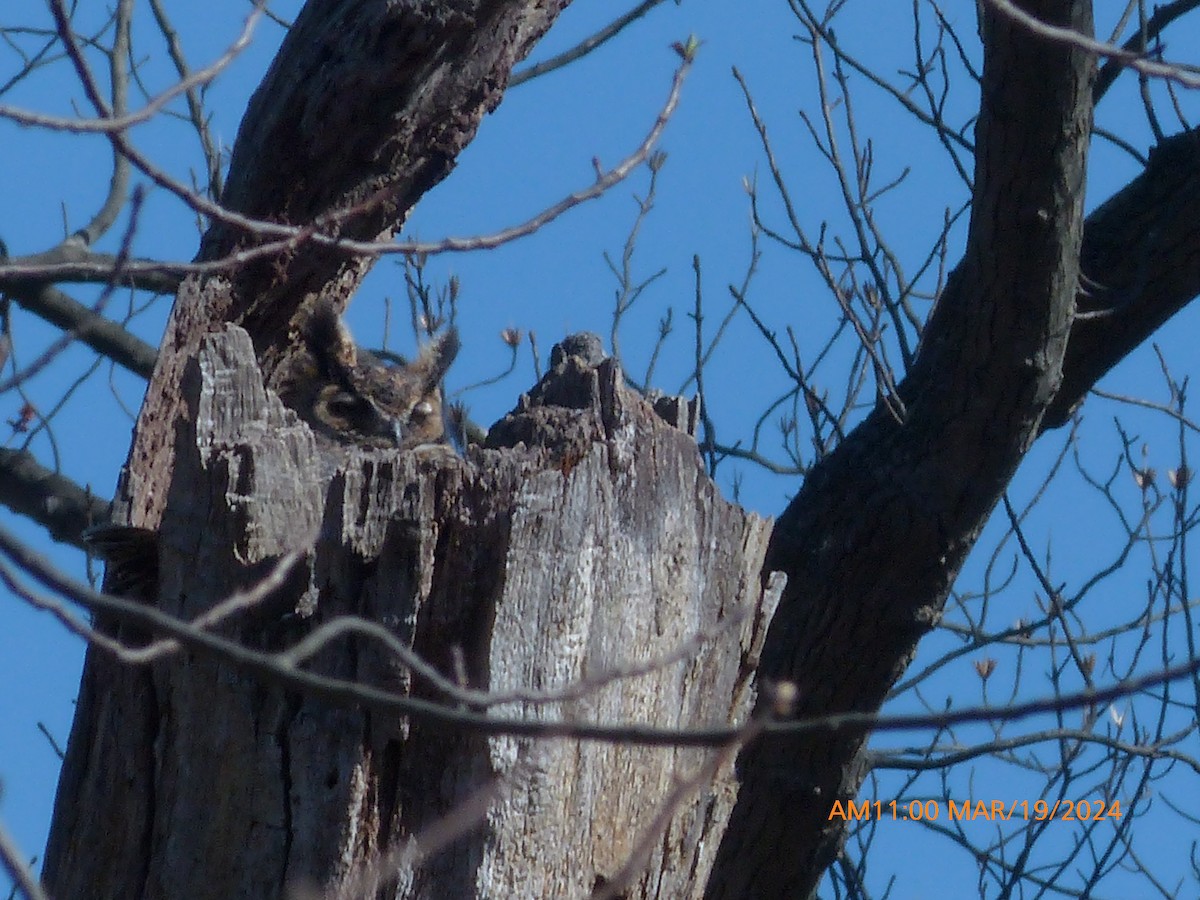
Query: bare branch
[
  {"left": 0, "top": 2, "right": 261, "bottom": 135},
  {"left": 0, "top": 57, "right": 692, "bottom": 288},
  {"left": 0, "top": 448, "right": 112, "bottom": 549},
  {"left": 986, "top": 0, "right": 1200, "bottom": 88},
  {"left": 71, "top": 0, "right": 131, "bottom": 247},
  {"left": 4, "top": 519, "right": 1200, "bottom": 751},
  {"left": 3, "top": 278, "right": 159, "bottom": 379},
  {"left": 1094, "top": 0, "right": 1200, "bottom": 101},
  {"left": 0, "top": 815, "right": 48, "bottom": 900},
  {"left": 511, "top": 0, "right": 673, "bottom": 87}
]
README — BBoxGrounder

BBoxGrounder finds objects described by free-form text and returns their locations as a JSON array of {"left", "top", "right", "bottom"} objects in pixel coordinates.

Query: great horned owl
[
  {"left": 88, "top": 303, "right": 459, "bottom": 601},
  {"left": 274, "top": 299, "right": 460, "bottom": 449}
]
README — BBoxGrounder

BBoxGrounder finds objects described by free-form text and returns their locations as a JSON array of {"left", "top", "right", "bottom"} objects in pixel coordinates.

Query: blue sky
[{"left": 4, "top": 1, "right": 1200, "bottom": 895}]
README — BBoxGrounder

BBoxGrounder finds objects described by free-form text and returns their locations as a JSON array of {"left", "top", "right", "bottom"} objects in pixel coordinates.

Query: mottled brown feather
[{"left": 274, "top": 300, "right": 459, "bottom": 449}]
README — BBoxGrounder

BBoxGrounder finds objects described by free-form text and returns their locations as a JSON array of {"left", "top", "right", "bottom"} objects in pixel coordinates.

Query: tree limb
[
  {"left": 0, "top": 447, "right": 112, "bottom": 549},
  {"left": 707, "top": 2, "right": 1096, "bottom": 896},
  {"left": 1046, "top": 128, "right": 1200, "bottom": 429},
  {"left": 4, "top": 277, "right": 159, "bottom": 379}
]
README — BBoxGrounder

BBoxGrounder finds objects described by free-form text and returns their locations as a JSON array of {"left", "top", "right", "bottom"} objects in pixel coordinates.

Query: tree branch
[
  {"left": 707, "top": 1, "right": 1097, "bottom": 896},
  {"left": 0, "top": 447, "right": 112, "bottom": 549},
  {"left": 3, "top": 276, "right": 159, "bottom": 379},
  {"left": 1045, "top": 128, "right": 1200, "bottom": 429}
]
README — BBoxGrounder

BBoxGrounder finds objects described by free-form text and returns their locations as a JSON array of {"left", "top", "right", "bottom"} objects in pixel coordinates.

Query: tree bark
[
  {"left": 707, "top": 1, "right": 1096, "bottom": 896},
  {"left": 43, "top": 314, "right": 775, "bottom": 898},
  {"left": 123, "top": 0, "right": 570, "bottom": 540},
  {"left": 1045, "top": 126, "right": 1200, "bottom": 428}
]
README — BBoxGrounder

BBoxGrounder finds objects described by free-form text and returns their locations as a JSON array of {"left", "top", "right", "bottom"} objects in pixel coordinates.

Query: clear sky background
[{"left": 3, "top": 1, "right": 1200, "bottom": 895}]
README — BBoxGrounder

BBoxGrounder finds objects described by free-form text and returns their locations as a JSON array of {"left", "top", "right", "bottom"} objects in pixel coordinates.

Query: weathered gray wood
[
  {"left": 45, "top": 322, "right": 775, "bottom": 898},
  {"left": 126, "top": 0, "right": 571, "bottom": 539}
]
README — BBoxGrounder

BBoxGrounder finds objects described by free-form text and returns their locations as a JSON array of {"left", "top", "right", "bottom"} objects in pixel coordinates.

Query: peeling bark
[{"left": 44, "top": 319, "right": 776, "bottom": 898}]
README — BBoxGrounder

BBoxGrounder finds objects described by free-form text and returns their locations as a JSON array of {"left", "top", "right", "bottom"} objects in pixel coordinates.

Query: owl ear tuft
[
  {"left": 303, "top": 298, "right": 358, "bottom": 375},
  {"left": 413, "top": 327, "right": 460, "bottom": 394}
]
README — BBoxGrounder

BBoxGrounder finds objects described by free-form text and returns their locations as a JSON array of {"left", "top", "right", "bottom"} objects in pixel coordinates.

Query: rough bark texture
[
  {"left": 44, "top": 317, "right": 776, "bottom": 898},
  {"left": 1045, "top": 127, "right": 1200, "bottom": 428},
  {"left": 126, "top": 0, "right": 569, "bottom": 538},
  {"left": 706, "top": 2, "right": 1096, "bottom": 897},
  {"left": 0, "top": 448, "right": 113, "bottom": 550}
]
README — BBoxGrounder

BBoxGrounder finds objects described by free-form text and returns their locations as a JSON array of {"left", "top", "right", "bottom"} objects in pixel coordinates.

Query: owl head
[{"left": 281, "top": 300, "right": 459, "bottom": 450}]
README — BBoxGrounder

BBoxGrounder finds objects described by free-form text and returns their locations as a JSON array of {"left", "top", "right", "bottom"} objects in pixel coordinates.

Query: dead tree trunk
[{"left": 44, "top": 304, "right": 775, "bottom": 897}]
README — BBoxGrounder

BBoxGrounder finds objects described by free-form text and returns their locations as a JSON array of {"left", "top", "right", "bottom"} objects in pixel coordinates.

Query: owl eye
[
  {"left": 412, "top": 399, "right": 434, "bottom": 420},
  {"left": 316, "top": 389, "right": 387, "bottom": 438},
  {"left": 323, "top": 391, "right": 367, "bottom": 419}
]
